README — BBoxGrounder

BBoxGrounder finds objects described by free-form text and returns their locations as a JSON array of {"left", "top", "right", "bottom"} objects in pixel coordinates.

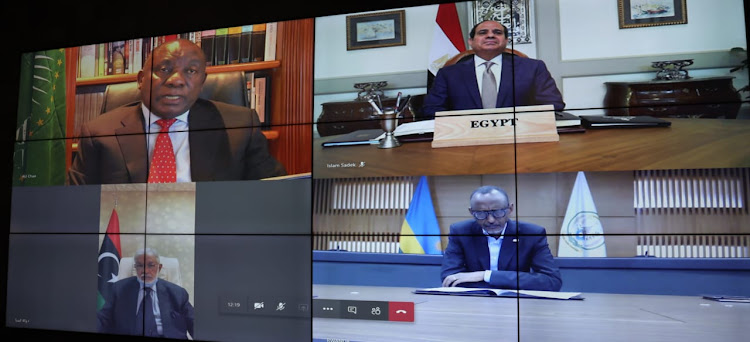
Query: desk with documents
[
  {"left": 314, "top": 118, "right": 750, "bottom": 178},
  {"left": 312, "top": 285, "right": 748, "bottom": 342}
]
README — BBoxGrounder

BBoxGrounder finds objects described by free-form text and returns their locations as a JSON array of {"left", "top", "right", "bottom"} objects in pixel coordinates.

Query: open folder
[{"left": 414, "top": 287, "right": 584, "bottom": 300}]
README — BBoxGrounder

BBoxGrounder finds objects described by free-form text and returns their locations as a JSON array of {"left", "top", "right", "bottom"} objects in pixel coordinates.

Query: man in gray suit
[{"left": 68, "top": 39, "right": 285, "bottom": 184}]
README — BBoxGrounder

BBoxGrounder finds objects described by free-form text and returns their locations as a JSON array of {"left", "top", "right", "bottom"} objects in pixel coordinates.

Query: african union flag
[
  {"left": 13, "top": 48, "right": 67, "bottom": 186},
  {"left": 399, "top": 176, "right": 442, "bottom": 254}
]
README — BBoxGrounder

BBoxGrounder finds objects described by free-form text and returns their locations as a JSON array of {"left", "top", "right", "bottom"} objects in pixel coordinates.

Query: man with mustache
[
  {"left": 68, "top": 39, "right": 285, "bottom": 184},
  {"left": 422, "top": 20, "right": 565, "bottom": 117},
  {"left": 441, "top": 185, "right": 562, "bottom": 291},
  {"left": 97, "top": 248, "right": 194, "bottom": 339}
]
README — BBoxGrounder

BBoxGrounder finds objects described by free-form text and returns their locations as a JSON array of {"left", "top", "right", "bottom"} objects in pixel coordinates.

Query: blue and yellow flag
[{"left": 399, "top": 176, "right": 442, "bottom": 254}]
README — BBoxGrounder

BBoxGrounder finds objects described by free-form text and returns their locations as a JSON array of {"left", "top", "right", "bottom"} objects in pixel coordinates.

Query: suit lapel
[
  {"left": 115, "top": 107, "right": 148, "bottom": 183},
  {"left": 156, "top": 283, "right": 173, "bottom": 335},
  {"left": 459, "top": 59, "right": 482, "bottom": 108},
  {"left": 122, "top": 278, "right": 141, "bottom": 334},
  {"left": 497, "top": 54, "right": 514, "bottom": 108},
  {"left": 499, "top": 220, "right": 518, "bottom": 270},
  {"left": 188, "top": 101, "right": 222, "bottom": 181}
]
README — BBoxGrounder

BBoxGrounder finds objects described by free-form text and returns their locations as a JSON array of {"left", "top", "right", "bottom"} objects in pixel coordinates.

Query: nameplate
[{"left": 431, "top": 105, "right": 559, "bottom": 148}]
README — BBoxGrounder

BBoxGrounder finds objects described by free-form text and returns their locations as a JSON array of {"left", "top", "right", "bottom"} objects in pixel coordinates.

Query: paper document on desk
[
  {"left": 375, "top": 120, "right": 435, "bottom": 141},
  {"left": 414, "top": 287, "right": 583, "bottom": 300}
]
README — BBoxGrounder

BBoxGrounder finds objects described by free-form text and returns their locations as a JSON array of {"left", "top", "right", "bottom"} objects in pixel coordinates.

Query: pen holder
[{"left": 376, "top": 108, "right": 401, "bottom": 149}]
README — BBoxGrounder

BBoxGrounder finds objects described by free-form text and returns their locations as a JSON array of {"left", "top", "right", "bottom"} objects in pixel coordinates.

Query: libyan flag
[
  {"left": 13, "top": 48, "right": 67, "bottom": 186},
  {"left": 97, "top": 208, "right": 122, "bottom": 311}
]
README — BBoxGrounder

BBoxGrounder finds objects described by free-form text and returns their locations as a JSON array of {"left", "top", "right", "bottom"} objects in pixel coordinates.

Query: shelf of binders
[{"left": 75, "top": 60, "right": 281, "bottom": 86}]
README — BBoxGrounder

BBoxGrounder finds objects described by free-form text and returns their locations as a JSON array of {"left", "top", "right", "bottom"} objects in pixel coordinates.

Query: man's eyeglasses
[
  {"left": 134, "top": 263, "right": 159, "bottom": 270},
  {"left": 470, "top": 208, "right": 509, "bottom": 220}
]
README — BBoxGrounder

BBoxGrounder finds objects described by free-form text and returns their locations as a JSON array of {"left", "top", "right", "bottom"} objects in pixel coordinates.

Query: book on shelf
[
  {"left": 124, "top": 40, "right": 131, "bottom": 74},
  {"left": 251, "top": 24, "right": 266, "bottom": 62},
  {"left": 78, "top": 45, "right": 96, "bottom": 78},
  {"left": 240, "top": 25, "right": 254, "bottom": 63},
  {"left": 246, "top": 72, "right": 255, "bottom": 109},
  {"left": 97, "top": 43, "right": 106, "bottom": 77},
  {"left": 132, "top": 39, "right": 142, "bottom": 73},
  {"left": 110, "top": 41, "right": 126, "bottom": 75},
  {"left": 254, "top": 75, "right": 269, "bottom": 125},
  {"left": 193, "top": 31, "right": 202, "bottom": 47},
  {"left": 214, "top": 28, "right": 229, "bottom": 65},
  {"left": 264, "top": 22, "right": 277, "bottom": 61},
  {"left": 414, "top": 287, "right": 584, "bottom": 300},
  {"left": 227, "top": 26, "right": 242, "bottom": 64},
  {"left": 201, "top": 30, "right": 216, "bottom": 66},
  {"left": 580, "top": 115, "right": 671, "bottom": 128}
]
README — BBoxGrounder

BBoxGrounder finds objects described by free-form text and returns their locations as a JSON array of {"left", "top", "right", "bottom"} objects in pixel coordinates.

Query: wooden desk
[
  {"left": 314, "top": 118, "right": 750, "bottom": 178},
  {"left": 313, "top": 285, "right": 749, "bottom": 342}
]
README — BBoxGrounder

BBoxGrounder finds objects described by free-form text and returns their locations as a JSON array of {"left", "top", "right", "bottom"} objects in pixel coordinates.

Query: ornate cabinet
[
  {"left": 316, "top": 95, "right": 423, "bottom": 137},
  {"left": 604, "top": 77, "right": 741, "bottom": 119}
]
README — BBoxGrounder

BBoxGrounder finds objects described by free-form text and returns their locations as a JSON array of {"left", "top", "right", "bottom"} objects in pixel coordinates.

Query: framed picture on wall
[
  {"left": 346, "top": 10, "right": 406, "bottom": 50},
  {"left": 471, "top": 0, "right": 532, "bottom": 44},
  {"left": 618, "top": 0, "right": 688, "bottom": 29}
]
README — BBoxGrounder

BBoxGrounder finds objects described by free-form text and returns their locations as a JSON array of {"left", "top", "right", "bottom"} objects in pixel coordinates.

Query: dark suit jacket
[
  {"left": 68, "top": 99, "right": 286, "bottom": 184},
  {"left": 440, "top": 219, "right": 563, "bottom": 291},
  {"left": 97, "top": 276, "right": 194, "bottom": 339},
  {"left": 422, "top": 53, "right": 565, "bottom": 117}
]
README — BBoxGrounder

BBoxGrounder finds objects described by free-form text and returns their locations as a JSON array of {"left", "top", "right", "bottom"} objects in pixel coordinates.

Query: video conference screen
[{"left": 5, "top": 0, "right": 750, "bottom": 341}]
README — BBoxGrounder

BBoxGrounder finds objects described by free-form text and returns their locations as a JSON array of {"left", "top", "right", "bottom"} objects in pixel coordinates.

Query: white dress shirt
[{"left": 482, "top": 222, "right": 507, "bottom": 283}]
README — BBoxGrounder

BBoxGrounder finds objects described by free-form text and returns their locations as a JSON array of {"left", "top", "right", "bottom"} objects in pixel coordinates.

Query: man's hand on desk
[{"left": 442, "top": 271, "right": 484, "bottom": 287}]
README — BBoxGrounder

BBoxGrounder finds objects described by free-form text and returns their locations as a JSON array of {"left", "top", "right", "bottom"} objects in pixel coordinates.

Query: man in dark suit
[
  {"left": 98, "top": 248, "right": 194, "bottom": 339},
  {"left": 441, "top": 185, "right": 562, "bottom": 291},
  {"left": 422, "top": 20, "right": 564, "bottom": 117},
  {"left": 68, "top": 39, "right": 285, "bottom": 184}
]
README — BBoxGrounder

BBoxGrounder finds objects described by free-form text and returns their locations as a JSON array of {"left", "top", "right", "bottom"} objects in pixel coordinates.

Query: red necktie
[{"left": 148, "top": 118, "right": 177, "bottom": 183}]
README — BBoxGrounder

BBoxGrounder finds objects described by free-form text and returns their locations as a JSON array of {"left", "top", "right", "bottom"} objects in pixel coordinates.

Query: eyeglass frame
[
  {"left": 133, "top": 262, "right": 160, "bottom": 270},
  {"left": 469, "top": 207, "right": 510, "bottom": 220}
]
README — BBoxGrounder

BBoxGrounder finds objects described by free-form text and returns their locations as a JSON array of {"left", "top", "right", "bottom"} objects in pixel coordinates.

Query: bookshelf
[
  {"left": 74, "top": 60, "right": 281, "bottom": 86},
  {"left": 63, "top": 20, "right": 312, "bottom": 176}
]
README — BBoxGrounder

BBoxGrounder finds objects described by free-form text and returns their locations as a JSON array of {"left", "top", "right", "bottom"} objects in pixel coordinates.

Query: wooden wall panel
[{"left": 270, "top": 19, "right": 314, "bottom": 175}]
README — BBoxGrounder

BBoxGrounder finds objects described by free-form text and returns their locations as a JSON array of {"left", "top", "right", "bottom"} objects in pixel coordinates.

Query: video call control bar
[
  {"left": 219, "top": 295, "right": 310, "bottom": 318},
  {"left": 313, "top": 299, "right": 414, "bottom": 322}
]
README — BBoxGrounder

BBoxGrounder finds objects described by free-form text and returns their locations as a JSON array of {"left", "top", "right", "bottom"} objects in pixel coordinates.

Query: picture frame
[
  {"left": 346, "top": 10, "right": 406, "bottom": 50},
  {"left": 618, "top": 0, "right": 687, "bottom": 29},
  {"left": 471, "top": 0, "right": 532, "bottom": 44}
]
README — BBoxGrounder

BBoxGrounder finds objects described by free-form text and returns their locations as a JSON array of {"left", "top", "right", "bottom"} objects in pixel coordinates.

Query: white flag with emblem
[{"left": 558, "top": 171, "right": 607, "bottom": 257}]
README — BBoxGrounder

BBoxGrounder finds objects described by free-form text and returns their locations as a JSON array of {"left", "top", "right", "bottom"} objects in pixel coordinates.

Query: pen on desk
[
  {"left": 396, "top": 92, "right": 402, "bottom": 109},
  {"left": 399, "top": 95, "right": 411, "bottom": 112},
  {"left": 368, "top": 98, "right": 383, "bottom": 114}
]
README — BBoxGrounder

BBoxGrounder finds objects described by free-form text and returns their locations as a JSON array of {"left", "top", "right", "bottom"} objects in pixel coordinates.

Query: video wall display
[{"left": 5, "top": 0, "right": 750, "bottom": 341}]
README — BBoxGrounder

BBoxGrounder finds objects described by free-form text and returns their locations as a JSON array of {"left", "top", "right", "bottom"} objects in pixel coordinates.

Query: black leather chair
[{"left": 100, "top": 71, "right": 249, "bottom": 114}]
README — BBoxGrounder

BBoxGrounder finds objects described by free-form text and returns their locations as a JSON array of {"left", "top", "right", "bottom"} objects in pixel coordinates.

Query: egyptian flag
[
  {"left": 427, "top": 3, "right": 466, "bottom": 91},
  {"left": 97, "top": 208, "right": 122, "bottom": 311}
]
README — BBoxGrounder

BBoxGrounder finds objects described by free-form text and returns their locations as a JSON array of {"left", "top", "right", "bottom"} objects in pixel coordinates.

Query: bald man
[{"left": 68, "top": 39, "right": 285, "bottom": 184}]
